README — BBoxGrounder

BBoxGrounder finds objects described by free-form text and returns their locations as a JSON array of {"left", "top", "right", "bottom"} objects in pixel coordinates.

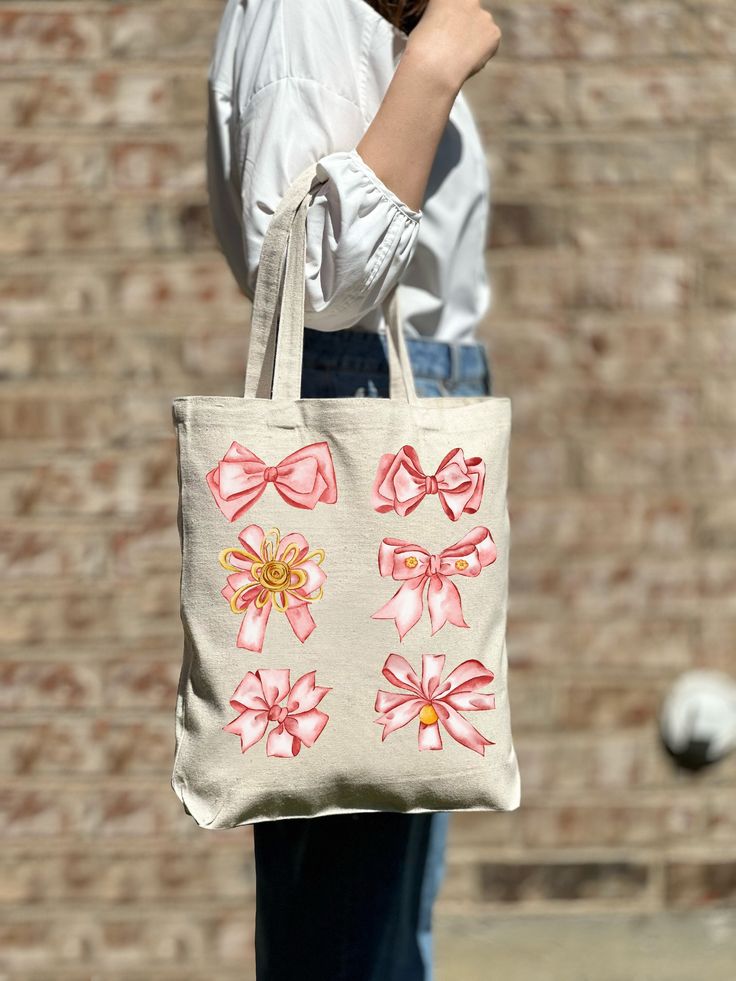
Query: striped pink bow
[
  {"left": 223, "top": 668, "right": 331, "bottom": 758},
  {"left": 375, "top": 653, "right": 495, "bottom": 755},
  {"left": 372, "top": 526, "right": 497, "bottom": 640},
  {"left": 207, "top": 441, "right": 337, "bottom": 520},
  {"left": 372, "top": 445, "right": 485, "bottom": 521}
]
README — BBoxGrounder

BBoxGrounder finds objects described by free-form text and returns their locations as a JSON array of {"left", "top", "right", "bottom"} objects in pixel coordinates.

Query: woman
[{"left": 206, "top": 1, "right": 501, "bottom": 977}]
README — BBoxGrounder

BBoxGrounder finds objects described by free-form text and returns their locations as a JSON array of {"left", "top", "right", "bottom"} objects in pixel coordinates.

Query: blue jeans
[{"left": 253, "top": 327, "right": 493, "bottom": 981}]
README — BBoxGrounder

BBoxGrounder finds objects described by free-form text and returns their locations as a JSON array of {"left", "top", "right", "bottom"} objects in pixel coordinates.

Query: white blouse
[{"left": 207, "top": 0, "right": 492, "bottom": 343}]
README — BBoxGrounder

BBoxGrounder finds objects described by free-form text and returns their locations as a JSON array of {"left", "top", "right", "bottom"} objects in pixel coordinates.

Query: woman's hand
[{"left": 408, "top": 0, "right": 502, "bottom": 91}]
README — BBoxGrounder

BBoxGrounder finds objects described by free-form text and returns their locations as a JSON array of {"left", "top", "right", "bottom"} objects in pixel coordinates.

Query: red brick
[
  {"left": 577, "top": 431, "right": 695, "bottom": 489},
  {"left": 567, "top": 197, "right": 698, "bottom": 251},
  {"left": 0, "top": 661, "right": 101, "bottom": 711},
  {"left": 571, "top": 65, "right": 736, "bottom": 127},
  {"left": 695, "top": 619, "right": 736, "bottom": 672},
  {"left": 0, "top": 847, "right": 254, "bottom": 903},
  {"left": 109, "top": 140, "right": 205, "bottom": 191},
  {"left": 704, "top": 256, "right": 736, "bottom": 309},
  {"left": 0, "top": 139, "right": 106, "bottom": 190},
  {"left": 508, "top": 616, "right": 692, "bottom": 672},
  {"left": 707, "top": 137, "right": 736, "bottom": 186},
  {"left": 0, "top": 11, "right": 105, "bottom": 61},
  {"left": 0, "top": 442, "right": 178, "bottom": 519},
  {"left": 0, "top": 719, "right": 172, "bottom": 777},
  {"left": 5, "top": 70, "right": 172, "bottom": 129},
  {"left": 494, "top": 2, "right": 710, "bottom": 60},
  {"left": 694, "top": 313, "right": 736, "bottom": 366},
  {"left": 517, "top": 800, "right": 703, "bottom": 848},
  {"left": 510, "top": 555, "right": 699, "bottom": 618},
  {"left": 113, "top": 260, "right": 244, "bottom": 315},
  {"left": 0, "top": 203, "right": 113, "bottom": 257},
  {"left": 470, "top": 64, "right": 570, "bottom": 130},
  {"left": 107, "top": 5, "right": 219, "bottom": 60},
  {"left": 479, "top": 861, "right": 651, "bottom": 903},
  {"left": 562, "top": 137, "right": 699, "bottom": 187},
  {"left": 666, "top": 862, "right": 736, "bottom": 907},
  {"left": 512, "top": 730, "right": 672, "bottom": 794},
  {"left": 509, "top": 492, "right": 693, "bottom": 552},
  {"left": 101, "top": 660, "right": 180, "bottom": 711}
]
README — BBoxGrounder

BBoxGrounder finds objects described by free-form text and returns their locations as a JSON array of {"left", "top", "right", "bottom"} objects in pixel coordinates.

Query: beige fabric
[{"left": 171, "top": 163, "right": 520, "bottom": 828}]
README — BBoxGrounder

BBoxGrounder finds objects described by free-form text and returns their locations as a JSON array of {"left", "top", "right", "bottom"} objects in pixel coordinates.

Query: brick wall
[{"left": 1, "top": 1, "right": 735, "bottom": 977}]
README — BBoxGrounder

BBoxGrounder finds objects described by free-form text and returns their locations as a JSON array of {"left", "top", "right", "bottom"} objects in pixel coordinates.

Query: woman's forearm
[
  {"left": 356, "top": 0, "right": 502, "bottom": 213},
  {"left": 355, "top": 42, "right": 461, "bottom": 212}
]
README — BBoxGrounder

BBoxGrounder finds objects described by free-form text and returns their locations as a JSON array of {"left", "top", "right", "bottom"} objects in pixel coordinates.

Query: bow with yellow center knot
[
  {"left": 375, "top": 653, "right": 495, "bottom": 755},
  {"left": 219, "top": 525, "right": 326, "bottom": 653}
]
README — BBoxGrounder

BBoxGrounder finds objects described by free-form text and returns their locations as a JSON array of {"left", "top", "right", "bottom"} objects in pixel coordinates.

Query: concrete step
[{"left": 435, "top": 910, "right": 736, "bottom": 981}]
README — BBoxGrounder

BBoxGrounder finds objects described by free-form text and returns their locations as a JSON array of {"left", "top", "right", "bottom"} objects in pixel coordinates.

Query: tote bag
[{"left": 171, "top": 161, "right": 520, "bottom": 829}]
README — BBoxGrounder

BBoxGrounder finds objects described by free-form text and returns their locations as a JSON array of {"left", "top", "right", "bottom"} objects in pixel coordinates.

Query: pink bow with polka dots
[{"left": 371, "top": 527, "right": 497, "bottom": 640}]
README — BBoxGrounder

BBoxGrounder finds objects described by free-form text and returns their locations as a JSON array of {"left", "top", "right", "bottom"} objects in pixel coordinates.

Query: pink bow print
[
  {"left": 207, "top": 441, "right": 337, "bottom": 520},
  {"left": 220, "top": 525, "right": 326, "bottom": 653},
  {"left": 372, "top": 445, "right": 485, "bottom": 521},
  {"left": 372, "top": 526, "right": 497, "bottom": 640},
  {"left": 223, "top": 668, "right": 331, "bottom": 757},
  {"left": 375, "top": 653, "right": 495, "bottom": 755}
]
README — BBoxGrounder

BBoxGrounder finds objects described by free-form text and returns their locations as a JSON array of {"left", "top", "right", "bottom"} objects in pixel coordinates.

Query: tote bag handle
[{"left": 243, "top": 162, "right": 418, "bottom": 404}]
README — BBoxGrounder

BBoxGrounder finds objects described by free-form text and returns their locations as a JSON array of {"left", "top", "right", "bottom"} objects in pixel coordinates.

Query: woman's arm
[
  {"left": 357, "top": 0, "right": 502, "bottom": 212},
  {"left": 231, "top": 78, "right": 424, "bottom": 331},
  {"left": 225, "top": 1, "right": 501, "bottom": 330}
]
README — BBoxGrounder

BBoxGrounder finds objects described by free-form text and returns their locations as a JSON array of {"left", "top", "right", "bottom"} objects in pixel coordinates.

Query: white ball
[{"left": 660, "top": 671, "right": 736, "bottom": 770}]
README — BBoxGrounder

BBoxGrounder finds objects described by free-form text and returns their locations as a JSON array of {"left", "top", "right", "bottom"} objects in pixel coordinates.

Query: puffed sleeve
[{"left": 235, "top": 76, "right": 423, "bottom": 331}]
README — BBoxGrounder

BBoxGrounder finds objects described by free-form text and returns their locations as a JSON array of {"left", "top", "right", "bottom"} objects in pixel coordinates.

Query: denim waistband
[{"left": 301, "top": 327, "right": 490, "bottom": 386}]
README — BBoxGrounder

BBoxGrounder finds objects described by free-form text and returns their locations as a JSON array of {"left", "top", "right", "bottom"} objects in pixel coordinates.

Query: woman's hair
[{"left": 366, "top": 1, "right": 429, "bottom": 33}]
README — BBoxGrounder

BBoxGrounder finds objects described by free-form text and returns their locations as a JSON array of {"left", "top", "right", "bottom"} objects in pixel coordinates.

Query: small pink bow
[
  {"left": 372, "top": 445, "right": 485, "bottom": 521},
  {"left": 207, "top": 441, "right": 337, "bottom": 520},
  {"left": 372, "top": 526, "right": 497, "bottom": 640},
  {"left": 220, "top": 525, "right": 326, "bottom": 653},
  {"left": 375, "top": 653, "right": 495, "bottom": 755},
  {"left": 223, "top": 668, "right": 331, "bottom": 757}
]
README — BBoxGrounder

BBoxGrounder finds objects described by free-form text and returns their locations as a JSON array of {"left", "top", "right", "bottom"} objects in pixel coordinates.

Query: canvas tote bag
[{"left": 171, "top": 161, "right": 521, "bottom": 829}]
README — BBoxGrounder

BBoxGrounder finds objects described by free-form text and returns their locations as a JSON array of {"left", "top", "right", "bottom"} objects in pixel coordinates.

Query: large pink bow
[
  {"left": 375, "top": 653, "right": 495, "bottom": 755},
  {"left": 223, "top": 668, "right": 331, "bottom": 757},
  {"left": 372, "top": 445, "right": 485, "bottom": 521},
  {"left": 372, "top": 526, "right": 497, "bottom": 640},
  {"left": 220, "top": 525, "right": 326, "bottom": 653},
  {"left": 207, "top": 441, "right": 337, "bottom": 520}
]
